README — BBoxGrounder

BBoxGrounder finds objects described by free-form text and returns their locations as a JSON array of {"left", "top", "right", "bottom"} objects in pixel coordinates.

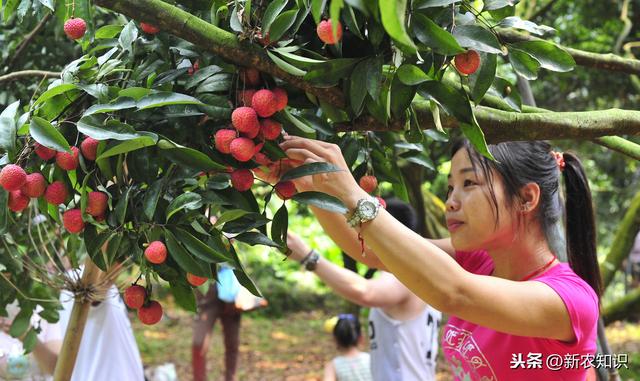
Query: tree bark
[
  {"left": 0, "top": 70, "right": 61, "bottom": 84},
  {"left": 603, "top": 286, "right": 640, "bottom": 324}
]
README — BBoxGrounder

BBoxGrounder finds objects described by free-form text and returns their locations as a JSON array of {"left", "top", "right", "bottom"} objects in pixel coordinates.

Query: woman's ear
[{"left": 519, "top": 182, "right": 541, "bottom": 213}]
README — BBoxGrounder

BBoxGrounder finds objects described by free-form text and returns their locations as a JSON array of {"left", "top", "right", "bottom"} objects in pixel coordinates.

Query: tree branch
[
  {"left": 93, "top": 0, "right": 346, "bottom": 108},
  {"left": 497, "top": 29, "right": 640, "bottom": 76},
  {"left": 4, "top": 13, "right": 52, "bottom": 72},
  {"left": 603, "top": 286, "right": 640, "bottom": 324},
  {"left": 0, "top": 70, "right": 61, "bottom": 83}
]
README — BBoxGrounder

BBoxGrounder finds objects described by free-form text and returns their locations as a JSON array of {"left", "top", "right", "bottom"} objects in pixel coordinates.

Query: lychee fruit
[
  {"left": 214, "top": 129, "right": 237, "bottom": 154},
  {"left": 63, "top": 209, "right": 85, "bottom": 234},
  {"left": 188, "top": 60, "right": 200, "bottom": 75},
  {"left": 239, "top": 68, "right": 261, "bottom": 86},
  {"left": 359, "top": 175, "right": 378, "bottom": 193},
  {"left": 275, "top": 181, "right": 297, "bottom": 200},
  {"left": 21, "top": 173, "right": 47, "bottom": 198},
  {"left": 251, "top": 89, "right": 278, "bottom": 118},
  {"left": 44, "top": 181, "right": 68, "bottom": 205},
  {"left": 253, "top": 152, "right": 272, "bottom": 166},
  {"left": 260, "top": 119, "right": 282, "bottom": 140},
  {"left": 229, "top": 138, "right": 256, "bottom": 162},
  {"left": 34, "top": 143, "right": 56, "bottom": 160},
  {"left": 317, "top": 19, "right": 343, "bottom": 45},
  {"left": 86, "top": 191, "right": 108, "bottom": 217},
  {"left": 237, "top": 89, "right": 257, "bottom": 107},
  {"left": 144, "top": 241, "right": 167, "bottom": 264},
  {"left": 80, "top": 137, "right": 100, "bottom": 161},
  {"left": 124, "top": 285, "right": 146, "bottom": 309},
  {"left": 138, "top": 300, "right": 163, "bottom": 325},
  {"left": 454, "top": 50, "right": 481, "bottom": 75},
  {"left": 241, "top": 123, "right": 260, "bottom": 139},
  {"left": 8, "top": 191, "right": 29, "bottom": 212},
  {"left": 231, "top": 107, "right": 260, "bottom": 133},
  {"left": 63, "top": 18, "right": 87, "bottom": 40},
  {"left": 272, "top": 88, "right": 288, "bottom": 111},
  {"left": 56, "top": 147, "right": 80, "bottom": 171},
  {"left": 0, "top": 164, "right": 27, "bottom": 191},
  {"left": 187, "top": 273, "right": 208, "bottom": 287},
  {"left": 140, "top": 22, "right": 160, "bottom": 34},
  {"left": 230, "top": 169, "right": 254, "bottom": 191}
]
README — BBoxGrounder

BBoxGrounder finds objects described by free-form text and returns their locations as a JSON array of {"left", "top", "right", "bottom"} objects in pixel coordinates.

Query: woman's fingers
[
  {"left": 282, "top": 148, "right": 325, "bottom": 164},
  {"left": 280, "top": 137, "right": 331, "bottom": 160}
]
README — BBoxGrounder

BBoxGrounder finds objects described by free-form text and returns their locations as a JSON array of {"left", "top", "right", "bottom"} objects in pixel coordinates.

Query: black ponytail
[{"left": 562, "top": 153, "right": 602, "bottom": 300}]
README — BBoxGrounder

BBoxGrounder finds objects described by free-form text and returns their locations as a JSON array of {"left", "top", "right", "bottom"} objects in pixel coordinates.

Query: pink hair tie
[{"left": 551, "top": 151, "right": 565, "bottom": 172}]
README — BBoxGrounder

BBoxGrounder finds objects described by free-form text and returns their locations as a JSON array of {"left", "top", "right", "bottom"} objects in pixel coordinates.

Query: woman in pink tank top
[{"left": 279, "top": 137, "right": 602, "bottom": 381}]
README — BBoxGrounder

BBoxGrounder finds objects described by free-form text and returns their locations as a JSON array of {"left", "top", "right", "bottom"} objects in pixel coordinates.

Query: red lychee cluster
[{"left": 124, "top": 285, "right": 163, "bottom": 325}]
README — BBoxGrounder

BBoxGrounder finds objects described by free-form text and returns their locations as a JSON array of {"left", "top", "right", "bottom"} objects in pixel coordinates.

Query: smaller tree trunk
[{"left": 603, "top": 287, "right": 640, "bottom": 324}]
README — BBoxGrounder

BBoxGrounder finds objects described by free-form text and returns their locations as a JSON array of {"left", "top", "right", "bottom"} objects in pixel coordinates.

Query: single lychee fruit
[
  {"left": 86, "top": 191, "right": 108, "bottom": 217},
  {"left": 214, "top": 129, "right": 237, "bottom": 154},
  {"left": 64, "top": 18, "right": 87, "bottom": 40},
  {"left": 21, "top": 173, "right": 47, "bottom": 198},
  {"left": 8, "top": 191, "right": 29, "bottom": 212},
  {"left": 239, "top": 68, "right": 261, "bottom": 86},
  {"left": 272, "top": 88, "right": 288, "bottom": 111},
  {"left": 63, "top": 209, "right": 85, "bottom": 234},
  {"left": 251, "top": 89, "right": 278, "bottom": 118},
  {"left": 34, "top": 143, "right": 56, "bottom": 160},
  {"left": 231, "top": 107, "right": 260, "bottom": 133},
  {"left": 376, "top": 196, "right": 387, "bottom": 209},
  {"left": 317, "top": 19, "right": 343, "bottom": 45},
  {"left": 253, "top": 152, "right": 272, "bottom": 166},
  {"left": 241, "top": 125, "right": 260, "bottom": 139},
  {"left": 359, "top": 175, "right": 378, "bottom": 193},
  {"left": 260, "top": 119, "right": 282, "bottom": 141},
  {"left": 237, "top": 89, "right": 257, "bottom": 107},
  {"left": 80, "top": 137, "right": 100, "bottom": 161},
  {"left": 140, "top": 22, "right": 160, "bottom": 34},
  {"left": 56, "top": 147, "right": 80, "bottom": 171},
  {"left": 229, "top": 138, "right": 256, "bottom": 162},
  {"left": 0, "top": 164, "right": 27, "bottom": 191},
  {"left": 187, "top": 273, "right": 208, "bottom": 287},
  {"left": 138, "top": 300, "right": 163, "bottom": 325},
  {"left": 230, "top": 169, "right": 254, "bottom": 191},
  {"left": 454, "top": 50, "right": 481, "bottom": 75},
  {"left": 124, "top": 285, "right": 146, "bottom": 309},
  {"left": 275, "top": 181, "right": 297, "bottom": 200},
  {"left": 188, "top": 60, "right": 200, "bottom": 75},
  {"left": 44, "top": 181, "right": 68, "bottom": 205},
  {"left": 144, "top": 241, "right": 167, "bottom": 264}
]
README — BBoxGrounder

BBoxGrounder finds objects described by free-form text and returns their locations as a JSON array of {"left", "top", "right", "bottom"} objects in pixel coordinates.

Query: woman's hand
[
  {"left": 279, "top": 136, "right": 367, "bottom": 206},
  {"left": 286, "top": 232, "right": 313, "bottom": 262}
]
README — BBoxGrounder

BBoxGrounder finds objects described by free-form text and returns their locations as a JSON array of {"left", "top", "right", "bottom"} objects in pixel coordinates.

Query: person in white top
[
  {"left": 0, "top": 303, "right": 62, "bottom": 381},
  {"left": 287, "top": 199, "right": 441, "bottom": 381}
]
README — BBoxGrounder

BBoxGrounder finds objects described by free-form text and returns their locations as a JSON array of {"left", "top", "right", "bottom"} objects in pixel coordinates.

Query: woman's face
[{"left": 445, "top": 149, "right": 518, "bottom": 252}]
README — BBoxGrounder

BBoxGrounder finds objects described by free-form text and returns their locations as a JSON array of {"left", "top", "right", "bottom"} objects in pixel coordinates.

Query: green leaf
[
  {"left": 311, "top": 0, "right": 327, "bottom": 23},
  {"left": 185, "top": 65, "right": 224, "bottom": 90},
  {"left": 390, "top": 75, "right": 416, "bottom": 118},
  {"left": 349, "top": 60, "right": 368, "bottom": 115},
  {"left": 281, "top": 109, "right": 316, "bottom": 134},
  {"left": 379, "top": 0, "right": 417, "bottom": 54},
  {"left": 29, "top": 117, "right": 71, "bottom": 153},
  {"left": 418, "top": 81, "right": 474, "bottom": 125},
  {"left": 164, "top": 230, "right": 212, "bottom": 278},
  {"left": 0, "top": 100, "right": 19, "bottom": 120},
  {"left": 214, "top": 209, "right": 252, "bottom": 227},
  {"left": 0, "top": 117, "right": 16, "bottom": 155},
  {"left": 230, "top": 248, "right": 262, "bottom": 296},
  {"left": 366, "top": 56, "right": 383, "bottom": 98},
  {"left": 137, "top": 92, "right": 204, "bottom": 110},
  {"left": 412, "top": 14, "right": 465, "bottom": 55},
  {"left": 119, "top": 87, "right": 151, "bottom": 100},
  {"left": 452, "top": 25, "right": 503, "bottom": 54},
  {"left": 114, "top": 187, "right": 131, "bottom": 225},
  {"left": 9, "top": 309, "right": 32, "bottom": 338},
  {"left": 267, "top": 51, "right": 307, "bottom": 76},
  {"left": 166, "top": 193, "right": 203, "bottom": 222},
  {"left": 498, "top": 16, "right": 555, "bottom": 36},
  {"left": 400, "top": 152, "right": 435, "bottom": 170},
  {"left": 84, "top": 226, "right": 114, "bottom": 269},
  {"left": 469, "top": 52, "right": 497, "bottom": 102},
  {"left": 119, "top": 20, "right": 138, "bottom": 53},
  {"left": 484, "top": 0, "right": 518, "bottom": 11},
  {"left": 269, "top": 9, "right": 299, "bottom": 41},
  {"left": 270, "top": 203, "right": 288, "bottom": 250},
  {"left": 173, "top": 227, "right": 231, "bottom": 262},
  {"left": 291, "top": 191, "right": 348, "bottom": 213},
  {"left": 33, "top": 84, "right": 78, "bottom": 106},
  {"left": 160, "top": 146, "right": 227, "bottom": 171},
  {"left": 330, "top": 0, "right": 344, "bottom": 42},
  {"left": 170, "top": 282, "right": 197, "bottom": 312},
  {"left": 77, "top": 116, "right": 140, "bottom": 140},
  {"left": 235, "top": 231, "right": 280, "bottom": 248},
  {"left": 460, "top": 122, "right": 494, "bottom": 160},
  {"left": 3, "top": 0, "right": 19, "bottom": 22},
  {"left": 143, "top": 180, "right": 163, "bottom": 221},
  {"left": 96, "top": 136, "right": 157, "bottom": 160},
  {"left": 511, "top": 40, "right": 575, "bottom": 72},
  {"left": 22, "top": 328, "right": 38, "bottom": 353},
  {"left": 509, "top": 48, "right": 541, "bottom": 80},
  {"left": 396, "top": 64, "right": 431, "bottom": 85},
  {"left": 262, "top": 0, "right": 288, "bottom": 34},
  {"left": 280, "top": 162, "right": 343, "bottom": 181},
  {"left": 414, "top": 0, "right": 459, "bottom": 8},
  {"left": 487, "top": 77, "right": 522, "bottom": 112},
  {"left": 95, "top": 24, "right": 124, "bottom": 39},
  {"left": 83, "top": 98, "right": 137, "bottom": 116}
]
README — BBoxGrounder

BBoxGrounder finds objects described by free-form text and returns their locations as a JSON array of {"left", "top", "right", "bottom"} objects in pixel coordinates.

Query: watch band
[
  {"left": 300, "top": 249, "right": 320, "bottom": 271},
  {"left": 346, "top": 196, "right": 381, "bottom": 228}
]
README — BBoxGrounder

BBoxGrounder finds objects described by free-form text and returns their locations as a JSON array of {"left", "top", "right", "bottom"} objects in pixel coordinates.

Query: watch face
[{"left": 360, "top": 200, "right": 377, "bottom": 218}]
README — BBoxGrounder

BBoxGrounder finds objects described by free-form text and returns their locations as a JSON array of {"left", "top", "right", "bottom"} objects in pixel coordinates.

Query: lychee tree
[{"left": 2, "top": 0, "right": 640, "bottom": 379}]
